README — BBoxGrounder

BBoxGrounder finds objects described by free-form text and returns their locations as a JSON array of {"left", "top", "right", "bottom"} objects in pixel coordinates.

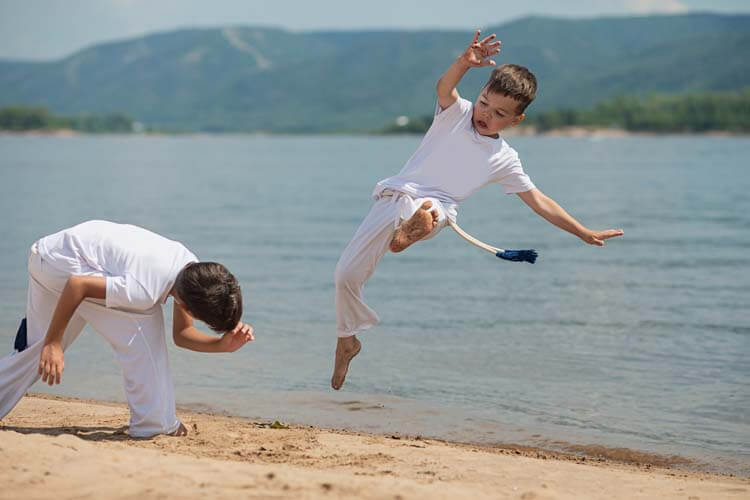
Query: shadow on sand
[{"left": 0, "top": 424, "right": 146, "bottom": 442}]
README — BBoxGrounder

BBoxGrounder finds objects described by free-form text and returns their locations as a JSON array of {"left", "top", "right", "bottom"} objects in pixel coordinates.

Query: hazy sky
[{"left": 1, "top": 0, "right": 748, "bottom": 60}]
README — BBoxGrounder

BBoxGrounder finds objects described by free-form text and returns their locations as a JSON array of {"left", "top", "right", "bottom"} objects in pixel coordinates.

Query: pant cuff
[{"left": 337, "top": 322, "right": 377, "bottom": 338}]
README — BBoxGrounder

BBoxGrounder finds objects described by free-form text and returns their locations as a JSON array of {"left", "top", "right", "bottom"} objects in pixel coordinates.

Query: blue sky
[{"left": 1, "top": 0, "right": 748, "bottom": 60}]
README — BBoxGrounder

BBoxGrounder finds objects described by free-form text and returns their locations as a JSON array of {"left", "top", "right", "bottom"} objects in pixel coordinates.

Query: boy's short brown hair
[
  {"left": 174, "top": 262, "right": 242, "bottom": 332},
  {"left": 484, "top": 64, "right": 537, "bottom": 114}
]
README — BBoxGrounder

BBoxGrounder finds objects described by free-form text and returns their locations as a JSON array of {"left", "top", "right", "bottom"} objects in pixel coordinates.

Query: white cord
[{"left": 447, "top": 219, "right": 504, "bottom": 254}]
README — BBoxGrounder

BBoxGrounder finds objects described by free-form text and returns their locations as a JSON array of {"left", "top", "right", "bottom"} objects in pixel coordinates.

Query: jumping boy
[
  {"left": 332, "top": 30, "right": 623, "bottom": 389},
  {"left": 0, "top": 220, "right": 254, "bottom": 437}
]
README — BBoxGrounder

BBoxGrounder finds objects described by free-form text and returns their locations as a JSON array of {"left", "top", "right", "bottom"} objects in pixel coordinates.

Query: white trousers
[
  {"left": 0, "top": 247, "right": 180, "bottom": 437},
  {"left": 335, "top": 191, "right": 455, "bottom": 337}
]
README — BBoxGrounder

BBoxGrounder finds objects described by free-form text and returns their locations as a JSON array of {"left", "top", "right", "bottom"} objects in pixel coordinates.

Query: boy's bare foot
[
  {"left": 170, "top": 421, "right": 188, "bottom": 437},
  {"left": 389, "top": 201, "right": 439, "bottom": 252},
  {"left": 331, "top": 335, "right": 361, "bottom": 390}
]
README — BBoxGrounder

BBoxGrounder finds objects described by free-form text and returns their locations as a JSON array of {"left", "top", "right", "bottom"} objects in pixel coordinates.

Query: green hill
[{"left": 0, "top": 13, "right": 748, "bottom": 132}]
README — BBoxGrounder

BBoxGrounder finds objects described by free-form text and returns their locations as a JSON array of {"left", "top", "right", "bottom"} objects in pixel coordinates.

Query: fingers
[
  {"left": 484, "top": 45, "right": 501, "bottom": 56},
  {"left": 478, "top": 43, "right": 500, "bottom": 66},
  {"left": 238, "top": 323, "right": 254, "bottom": 340},
  {"left": 420, "top": 201, "right": 433, "bottom": 210},
  {"left": 226, "top": 323, "right": 255, "bottom": 351},
  {"left": 592, "top": 229, "right": 624, "bottom": 243},
  {"left": 39, "top": 360, "right": 51, "bottom": 385},
  {"left": 238, "top": 328, "right": 253, "bottom": 344},
  {"left": 479, "top": 33, "right": 496, "bottom": 45},
  {"left": 471, "top": 29, "right": 481, "bottom": 44},
  {"left": 601, "top": 229, "right": 624, "bottom": 239},
  {"left": 41, "top": 361, "right": 61, "bottom": 385}
]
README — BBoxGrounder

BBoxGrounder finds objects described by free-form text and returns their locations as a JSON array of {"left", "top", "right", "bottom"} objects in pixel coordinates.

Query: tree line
[
  {"left": 381, "top": 90, "right": 750, "bottom": 134},
  {"left": 0, "top": 107, "right": 134, "bottom": 133},
  {"left": 5, "top": 90, "right": 750, "bottom": 134}
]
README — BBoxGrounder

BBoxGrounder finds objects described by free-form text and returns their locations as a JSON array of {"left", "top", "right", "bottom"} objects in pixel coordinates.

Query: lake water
[{"left": 0, "top": 134, "right": 748, "bottom": 475}]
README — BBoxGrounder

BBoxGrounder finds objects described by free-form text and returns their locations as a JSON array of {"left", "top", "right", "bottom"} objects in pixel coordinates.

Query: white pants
[
  {"left": 0, "top": 246, "right": 180, "bottom": 437},
  {"left": 335, "top": 191, "right": 455, "bottom": 337}
]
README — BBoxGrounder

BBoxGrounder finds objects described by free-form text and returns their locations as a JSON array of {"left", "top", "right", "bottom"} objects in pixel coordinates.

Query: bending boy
[
  {"left": 0, "top": 220, "right": 254, "bottom": 437},
  {"left": 332, "top": 30, "right": 623, "bottom": 389}
]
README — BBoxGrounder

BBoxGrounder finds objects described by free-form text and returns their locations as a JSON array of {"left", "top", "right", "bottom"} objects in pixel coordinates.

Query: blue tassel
[
  {"left": 14, "top": 318, "right": 28, "bottom": 352},
  {"left": 496, "top": 249, "right": 538, "bottom": 264}
]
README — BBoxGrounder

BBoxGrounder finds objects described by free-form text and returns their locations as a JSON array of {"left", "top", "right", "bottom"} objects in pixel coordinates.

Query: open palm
[
  {"left": 460, "top": 29, "right": 501, "bottom": 67},
  {"left": 583, "top": 229, "right": 625, "bottom": 246}
]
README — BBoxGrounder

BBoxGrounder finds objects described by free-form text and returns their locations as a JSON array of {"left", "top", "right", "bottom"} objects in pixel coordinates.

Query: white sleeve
[
  {"left": 490, "top": 153, "right": 536, "bottom": 195},
  {"left": 433, "top": 97, "right": 473, "bottom": 125},
  {"left": 105, "top": 275, "right": 157, "bottom": 311}
]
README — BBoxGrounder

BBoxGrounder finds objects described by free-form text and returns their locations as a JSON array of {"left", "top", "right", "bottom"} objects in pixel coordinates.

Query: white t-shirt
[
  {"left": 37, "top": 220, "right": 198, "bottom": 312},
  {"left": 373, "top": 97, "right": 535, "bottom": 204}
]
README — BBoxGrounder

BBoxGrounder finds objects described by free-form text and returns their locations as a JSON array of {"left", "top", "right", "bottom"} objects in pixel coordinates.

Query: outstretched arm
[
  {"left": 436, "top": 29, "right": 501, "bottom": 110},
  {"left": 172, "top": 301, "right": 254, "bottom": 353},
  {"left": 517, "top": 188, "right": 624, "bottom": 246},
  {"left": 39, "top": 276, "right": 106, "bottom": 385}
]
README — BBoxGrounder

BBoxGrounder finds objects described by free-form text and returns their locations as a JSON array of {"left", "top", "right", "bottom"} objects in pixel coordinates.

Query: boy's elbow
[
  {"left": 436, "top": 78, "right": 451, "bottom": 98},
  {"left": 172, "top": 330, "right": 185, "bottom": 348}
]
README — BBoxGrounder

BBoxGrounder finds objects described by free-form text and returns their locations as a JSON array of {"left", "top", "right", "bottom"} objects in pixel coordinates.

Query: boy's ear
[{"left": 512, "top": 113, "right": 525, "bottom": 127}]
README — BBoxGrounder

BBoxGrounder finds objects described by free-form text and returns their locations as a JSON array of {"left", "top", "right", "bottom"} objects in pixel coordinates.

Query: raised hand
[
  {"left": 581, "top": 229, "right": 625, "bottom": 246},
  {"left": 459, "top": 29, "right": 502, "bottom": 68},
  {"left": 218, "top": 322, "right": 255, "bottom": 353}
]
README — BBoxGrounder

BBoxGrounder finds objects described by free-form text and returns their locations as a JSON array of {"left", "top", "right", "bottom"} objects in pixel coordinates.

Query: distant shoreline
[
  {"left": 2, "top": 127, "right": 749, "bottom": 138},
  {"left": 501, "top": 126, "right": 750, "bottom": 138}
]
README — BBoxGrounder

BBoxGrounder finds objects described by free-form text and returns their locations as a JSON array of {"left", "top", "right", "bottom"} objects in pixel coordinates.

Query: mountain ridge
[{"left": 1, "top": 12, "right": 748, "bottom": 132}]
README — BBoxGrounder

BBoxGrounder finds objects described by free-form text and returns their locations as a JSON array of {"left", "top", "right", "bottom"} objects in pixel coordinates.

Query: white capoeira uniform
[
  {"left": 0, "top": 221, "right": 197, "bottom": 437},
  {"left": 335, "top": 97, "right": 536, "bottom": 337}
]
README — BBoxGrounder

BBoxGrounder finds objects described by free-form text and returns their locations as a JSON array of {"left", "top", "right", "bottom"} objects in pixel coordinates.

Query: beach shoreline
[{"left": 1, "top": 394, "right": 747, "bottom": 499}]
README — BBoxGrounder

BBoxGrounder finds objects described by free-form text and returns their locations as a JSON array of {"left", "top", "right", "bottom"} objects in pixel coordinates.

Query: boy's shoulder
[
  {"left": 434, "top": 96, "right": 473, "bottom": 122},
  {"left": 495, "top": 136, "right": 522, "bottom": 160}
]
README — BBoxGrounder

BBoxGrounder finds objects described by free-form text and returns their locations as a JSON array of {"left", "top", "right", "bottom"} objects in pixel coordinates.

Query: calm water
[{"left": 0, "top": 134, "right": 748, "bottom": 474}]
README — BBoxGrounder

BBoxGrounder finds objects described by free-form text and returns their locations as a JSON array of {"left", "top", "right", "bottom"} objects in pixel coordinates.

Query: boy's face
[{"left": 472, "top": 89, "right": 525, "bottom": 137}]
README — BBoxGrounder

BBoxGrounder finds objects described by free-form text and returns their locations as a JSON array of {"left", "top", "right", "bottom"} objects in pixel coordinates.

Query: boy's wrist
[
  {"left": 454, "top": 58, "right": 472, "bottom": 71},
  {"left": 43, "top": 334, "right": 64, "bottom": 346}
]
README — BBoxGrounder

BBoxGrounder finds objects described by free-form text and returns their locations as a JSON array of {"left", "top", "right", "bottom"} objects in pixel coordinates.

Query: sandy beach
[{"left": 0, "top": 395, "right": 746, "bottom": 499}]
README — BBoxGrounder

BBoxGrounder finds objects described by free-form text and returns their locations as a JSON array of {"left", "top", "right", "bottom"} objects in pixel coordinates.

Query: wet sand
[{"left": 1, "top": 394, "right": 747, "bottom": 499}]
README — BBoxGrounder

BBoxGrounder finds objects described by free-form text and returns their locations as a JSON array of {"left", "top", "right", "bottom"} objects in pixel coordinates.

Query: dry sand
[{"left": 0, "top": 394, "right": 747, "bottom": 499}]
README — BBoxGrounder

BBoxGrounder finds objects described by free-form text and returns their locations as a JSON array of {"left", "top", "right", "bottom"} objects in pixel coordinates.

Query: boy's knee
[{"left": 334, "top": 263, "right": 359, "bottom": 289}]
